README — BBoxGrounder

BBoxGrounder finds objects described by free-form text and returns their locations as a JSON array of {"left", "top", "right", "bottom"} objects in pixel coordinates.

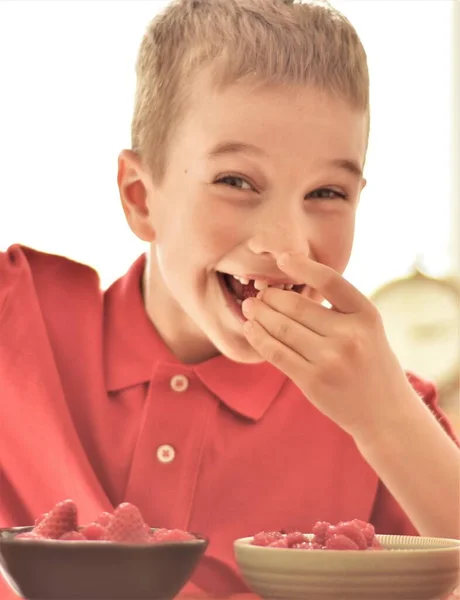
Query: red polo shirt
[{"left": 0, "top": 245, "right": 458, "bottom": 596}]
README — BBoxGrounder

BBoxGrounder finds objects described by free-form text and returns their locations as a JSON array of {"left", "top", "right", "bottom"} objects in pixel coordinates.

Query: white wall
[{"left": 0, "top": 0, "right": 456, "bottom": 292}]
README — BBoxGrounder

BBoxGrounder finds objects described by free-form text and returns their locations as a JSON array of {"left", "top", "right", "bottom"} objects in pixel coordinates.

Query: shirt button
[
  {"left": 170, "top": 374, "right": 189, "bottom": 392},
  {"left": 156, "top": 444, "right": 175, "bottom": 464}
]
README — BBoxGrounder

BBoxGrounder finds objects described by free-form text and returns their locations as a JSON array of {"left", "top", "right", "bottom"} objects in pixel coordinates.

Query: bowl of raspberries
[
  {"left": 234, "top": 518, "right": 460, "bottom": 600},
  {"left": 0, "top": 499, "right": 207, "bottom": 600}
]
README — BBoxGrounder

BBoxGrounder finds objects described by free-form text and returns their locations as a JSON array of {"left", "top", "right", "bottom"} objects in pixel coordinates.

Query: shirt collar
[{"left": 104, "top": 254, "right": 287, "bottom": 421}]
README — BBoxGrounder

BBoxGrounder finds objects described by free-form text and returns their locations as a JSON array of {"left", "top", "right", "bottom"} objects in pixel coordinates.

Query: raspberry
[
  {"left": 151, "top": 529, "right": 195, "bottom": 542},
  {"left": 252, "top": 519, "right": 380, "bottom": 552},
  {"left": 80, "top": 523, "right": 107, "bottom": 540},
  {"left": 325, "top": 534, "right": 360, "bottom": 550},
  {"left": 352, "top": 518, "right": 369, "bottom": 530},
  {"left": 252, "top": 531, "right": 284, "bottom": 547},
  {"left": 371, "top": 537, "right": 383, "bottom": 550},
  {"left": 34, "top": 513, "right": 48, "bottom": 527},
  {"left": 60, "top": 531, "right": 86, "bottom": 541},
  {"left": 105, "top": 503, "right": 150, "bottom": 544},
  {"left": 310, "top": 541, "right": 323, "bottom": 550},
  {"left": 268, "top": 538, "right": 289, "bottom": 548},
  {"left": 352, "top": 519, "right": 376, "bottom": 546},
  {"left": 286, "top": 532, "right": 307, "bottom": 547},
  {"left": 312, "top": 521, "right": 330, "bottom": 545},
  {"left": 293, "top": 541, "right": 324, "bottom": 550},
  {"left": 293, "top": 541, "right": 314, "bottom": 550},
  {"left": 34, "top": 499, "right": 78, "bottom": 540},
  {"left": 94, "top": 511, "right": 114, "bottom": 528},
  {"left": 150, "top": 528, "right": 169, "bottom": 540},
  {"left": 330, "top": 521, "right": 367, "bottom": 550},
  {"left": 24, "top": 500, "right": 196, "bottom": 546},
  {"left": 15, "top": 532, "right": 45, "bottom": 540}
]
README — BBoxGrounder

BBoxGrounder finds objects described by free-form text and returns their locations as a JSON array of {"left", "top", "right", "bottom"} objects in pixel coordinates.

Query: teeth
[
  {"left": 254, "top": 280, "right": 295, "bottom": 291},
  {"left": 235, "top": 298, "right": 243, "bottom": 305},
  {"left": 253, "top": 280, "right": 269, "bottom": 291},
  {"left": 230, "top": 274, "right": 296, "bottom": 291},
  {"left": 232, "top": 274, "right": 250, "bottom": 285}
]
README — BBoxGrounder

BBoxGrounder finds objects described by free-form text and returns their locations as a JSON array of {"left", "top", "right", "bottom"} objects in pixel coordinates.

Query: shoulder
[
  {"left": 1, "top": 244, "right": 100, "bottom": 297},
  {"left": 21, "top": 244, "right": 100, "bottom": 290},
  {"left": 0, "top": 244, "right": 102, "bottom": 325}
]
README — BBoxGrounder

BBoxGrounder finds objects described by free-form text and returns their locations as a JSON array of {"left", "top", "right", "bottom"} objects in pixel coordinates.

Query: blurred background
[{"left": 0, "top": 0, "right": 458, "bottom": 422}]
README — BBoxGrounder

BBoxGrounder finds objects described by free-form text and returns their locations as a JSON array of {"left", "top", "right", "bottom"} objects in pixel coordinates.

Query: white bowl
[{"left": 234, "top": 534, "right": 460, "bottom": 600}]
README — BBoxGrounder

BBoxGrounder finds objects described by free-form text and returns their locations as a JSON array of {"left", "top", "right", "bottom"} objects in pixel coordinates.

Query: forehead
[{"left": 178, "top": 71, "right": 369, "bottom": 166}]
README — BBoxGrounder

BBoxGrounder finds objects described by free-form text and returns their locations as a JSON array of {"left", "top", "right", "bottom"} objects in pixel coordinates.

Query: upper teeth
[
  {"left": 232, "top": 275, "right": 250, "bottom": 285},
  {"left": 254, "top": 280, "right": 269, "bottom": 291},
  {"left": 232, "top": 274, "right": 294, "bottom": 291}
]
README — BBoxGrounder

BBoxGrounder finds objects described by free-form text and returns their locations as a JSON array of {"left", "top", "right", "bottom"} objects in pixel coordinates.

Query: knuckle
[
  {"left": 367, "top": 305, "right": 383, "bottom": 328},
  {"left": 293, "top": 294, "right": 305, "bottom": 319},
  {"left": 266, "top": 345, "right": 284, "bottom": 365},
  {"left": 277, "top": 320, "right": 290, "bottom": 340},
  {"left": 341, "top": 328, "right": 365, "bottom": 356},
  {"left": 317, "top": 349, "right": 342, "bottom": 378},
  {"left": 321, "top": 272, "right": 338, "bottom": 296}
]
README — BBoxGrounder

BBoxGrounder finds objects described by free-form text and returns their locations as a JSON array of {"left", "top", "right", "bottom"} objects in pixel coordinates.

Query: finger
[
  {"left": 242, "top": 297, "right": 323, "bottom": 361},
  {"left": 243, "top": 319, "right": 313, "bottom": 386},
  {"left": 256, "top": 286, "right": 341, "bottom": 335},
  {"left": 277, "top": 252, "right": 371, "bottom": 315}
]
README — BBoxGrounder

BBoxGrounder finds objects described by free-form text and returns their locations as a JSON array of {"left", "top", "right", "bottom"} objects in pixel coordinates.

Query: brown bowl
[{"left": 0, "top": 526, "right": 208, "bottom": 600}]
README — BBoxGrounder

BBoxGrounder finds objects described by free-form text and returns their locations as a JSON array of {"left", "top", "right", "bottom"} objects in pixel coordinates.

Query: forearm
[{"left": 355, "top": 392, "right": 460, "bottom": 539}]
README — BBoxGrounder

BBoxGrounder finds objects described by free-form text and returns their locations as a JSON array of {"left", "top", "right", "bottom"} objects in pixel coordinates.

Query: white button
[
  {"left": 170, "top": 374, "right": 189, "bottom": 392},
  {"left": 156, "top": 444, "right": 175, "bottom": 464}
]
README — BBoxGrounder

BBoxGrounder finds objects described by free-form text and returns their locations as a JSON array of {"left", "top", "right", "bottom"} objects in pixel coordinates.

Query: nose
[{"left": 247, "top": 220, "right": 309, "bottom": 259}]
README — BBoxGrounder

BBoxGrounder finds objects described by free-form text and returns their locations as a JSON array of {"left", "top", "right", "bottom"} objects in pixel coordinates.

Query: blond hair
[{"left": 132, "top": 0, "right": 369, "bottom": 181}]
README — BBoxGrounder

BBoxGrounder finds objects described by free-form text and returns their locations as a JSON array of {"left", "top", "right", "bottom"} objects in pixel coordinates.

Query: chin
[{"left": 212, "top": 332, "right": 265, "bottom": 364}]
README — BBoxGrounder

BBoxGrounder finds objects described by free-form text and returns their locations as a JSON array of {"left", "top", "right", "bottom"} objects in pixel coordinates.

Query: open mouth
[{"left": 217, "top": 271, "right": 304, "bottom": 319}]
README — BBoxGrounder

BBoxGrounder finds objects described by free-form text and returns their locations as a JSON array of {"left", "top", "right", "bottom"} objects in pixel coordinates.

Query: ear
[{"left": 117, "top": 149, "right": 156, "bottom": 242}]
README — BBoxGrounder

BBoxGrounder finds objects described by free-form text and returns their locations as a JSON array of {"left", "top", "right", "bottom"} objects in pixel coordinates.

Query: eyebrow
[
  {"left": 206, "top": 141, "right": 363, "bottom": 178},
  {"left": 329, "top": 158, "right": 363, "bottom": 178},
  {"left": 207, "top": 141, "right": 266, "bottom": 159}
]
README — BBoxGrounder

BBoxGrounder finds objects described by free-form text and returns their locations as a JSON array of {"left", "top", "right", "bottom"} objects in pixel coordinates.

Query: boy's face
[{"left": 119, "top": 73, "right": 368, "bottom": 364}]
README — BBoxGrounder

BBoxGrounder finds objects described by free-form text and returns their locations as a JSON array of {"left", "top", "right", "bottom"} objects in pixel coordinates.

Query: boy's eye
[
  {"left": 216, "top": 175, "right": 253, "bottom": 190},
  {"left": 307, "top": 188, "right": 347, "bottom": 200}
]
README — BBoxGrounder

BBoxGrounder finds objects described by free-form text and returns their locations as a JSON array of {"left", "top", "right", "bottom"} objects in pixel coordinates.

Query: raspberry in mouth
[{"left": 218, "top": 272, "right": 304, "bottom": 306}]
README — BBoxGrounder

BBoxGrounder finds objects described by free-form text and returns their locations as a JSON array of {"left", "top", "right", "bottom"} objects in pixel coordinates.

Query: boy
[{"left": 1, "top": 0, "right": 459, "bottom": 595}]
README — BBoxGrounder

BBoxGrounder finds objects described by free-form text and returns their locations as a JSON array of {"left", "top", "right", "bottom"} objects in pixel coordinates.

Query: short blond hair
[{"left": 132, "top": 0, "right": 369, "bottom": 181}]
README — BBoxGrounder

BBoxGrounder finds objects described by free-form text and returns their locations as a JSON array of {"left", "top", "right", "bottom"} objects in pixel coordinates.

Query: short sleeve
[
  {"left": 0, "top": 245, "right": 28, "bottom": 318},
  {"left": 406, "top": 372, "right": 460, "bottom": 448}
]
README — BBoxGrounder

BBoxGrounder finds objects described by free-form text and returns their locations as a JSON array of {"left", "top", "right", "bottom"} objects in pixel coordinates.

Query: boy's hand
[{"left": 242, "top": 252, "right": 418, "bottom": 440}]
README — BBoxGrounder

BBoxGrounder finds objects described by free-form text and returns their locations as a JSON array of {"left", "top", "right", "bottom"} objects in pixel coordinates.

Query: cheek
[
  {"left": 311, "top": 212, "right": 356, "bottom": 273},
  {"left": 184, "top": 195, "right": 246, "bottom": 258},
  {"left": 159, "top": 204, "right": 243, "bottom": 269},
  {"left": 196, "top": 219, "right": 240, "bottom": 257}
]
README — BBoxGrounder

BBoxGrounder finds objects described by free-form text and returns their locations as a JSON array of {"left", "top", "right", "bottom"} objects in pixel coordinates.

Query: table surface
[
  {"left": 1, "top": 572, "right": 459, "bottom": 599},
  {"left": 179, "top": 593, "right": 460, "bottom": 600},
  {"left": 1, "top": 586, "right": 458, "bottom": 599},
  {"left": 179, "top": 596, "right": 256, "bottom": 599},
  {"left": 5, "top": 582, "right": 458, "bottom": 599},
  {"left": 180, "top": 594, "right": 459, "bottom": 600}
]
